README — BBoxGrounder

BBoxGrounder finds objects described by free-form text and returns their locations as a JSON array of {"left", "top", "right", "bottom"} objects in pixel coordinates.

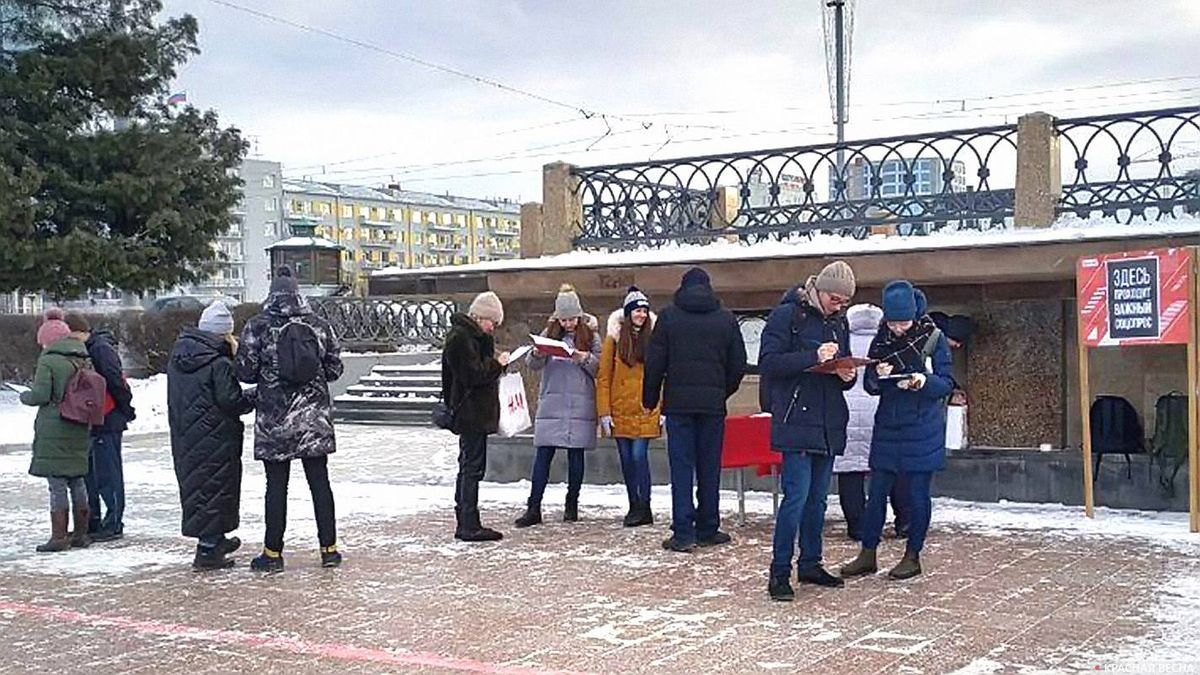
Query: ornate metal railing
[
  {"left": 574, "top": 122, "right": 1019, "bottom": 248},
  {"left": 1056, "top": 106, "right": 1200, "bottom": 222},
  {"left": 572, "top": 105, "right": 1200, "bottom": 249},
  {"left": 310, "top": 297, "right": 456, "bottom": 347}
]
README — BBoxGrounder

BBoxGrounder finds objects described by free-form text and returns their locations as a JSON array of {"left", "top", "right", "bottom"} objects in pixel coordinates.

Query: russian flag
[{"left": 167, "top": 91, "right": 187, "bottom": 106}]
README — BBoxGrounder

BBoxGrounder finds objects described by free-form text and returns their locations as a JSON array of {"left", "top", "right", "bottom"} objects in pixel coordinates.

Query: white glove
[
  {"left": 899, "top": 373, "right": 927, "bottom": 390},
  {"left": 600, "top": 416, "right": 613, "bottom": 436}
]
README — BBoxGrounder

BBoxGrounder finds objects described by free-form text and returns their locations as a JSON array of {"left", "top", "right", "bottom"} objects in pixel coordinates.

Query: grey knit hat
[
  {"left": 814, "top": 260, "right": 856, "bottom": 298},
  {"left": 551, "top": 284, "right": 584, "bottom": 320},
  {"left": 198, "top": 300, "right": 235, "bottom": 335}
]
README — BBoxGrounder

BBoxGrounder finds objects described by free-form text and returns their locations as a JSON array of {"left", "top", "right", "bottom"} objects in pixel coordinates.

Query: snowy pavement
[{"left": 0, "top": 426, "right": 1198, "bottom": 673}]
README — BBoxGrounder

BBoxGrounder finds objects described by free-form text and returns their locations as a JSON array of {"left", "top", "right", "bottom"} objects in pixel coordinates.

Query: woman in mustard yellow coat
[{"left": 597, "top": 287, "right": 662, "bottom": 527}]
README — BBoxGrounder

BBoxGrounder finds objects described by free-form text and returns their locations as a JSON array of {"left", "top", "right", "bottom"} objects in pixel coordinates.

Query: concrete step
[
  {"left": 358, "top": 375, "right": 442, "bottom": 388},
  {"left": 345, "top": 384, "right": 442, "bottom": 397},
  {"left": 333, "top": 407, "right": 433, "bottom": 426},
  {"left": 372, "top": 364, "right": 441, "bottom": 375},
  {"left": 334, "top": 396, "right": 440, "bottom": 411}
]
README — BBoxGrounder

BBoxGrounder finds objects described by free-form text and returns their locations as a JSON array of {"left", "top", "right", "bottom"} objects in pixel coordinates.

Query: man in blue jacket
[
  {"left": 759, "top": 260, "right": 858, "bottom": 601},
  {"left": 80, "top": 320, "right": 136, "bottom": 541},
  {"left": 643, "top": 267, "right": 747, "bottom": 553}
]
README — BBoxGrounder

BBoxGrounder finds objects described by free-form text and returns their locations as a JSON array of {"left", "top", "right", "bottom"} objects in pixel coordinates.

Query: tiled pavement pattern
[{"left": 0, "top": 429, "right": 1195, "bottom": 674}]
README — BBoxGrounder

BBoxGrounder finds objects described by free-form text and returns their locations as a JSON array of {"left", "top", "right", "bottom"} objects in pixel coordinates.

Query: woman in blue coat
[{"left": 840, "top": 280, "right": 954, "bottom": 581}]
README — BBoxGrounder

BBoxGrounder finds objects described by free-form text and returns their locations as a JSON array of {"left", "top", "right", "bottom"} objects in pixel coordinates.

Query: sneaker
[
  {"left": 661, "top": 537, "right": 696, "bottom": 553},
  {"left": 455, "top": 527, "right": 504, "bottom": 542},
  {"left": 698, "top": 531, "right": 733, "bottom": 547},
  {"left": 320, "top": 546, "right": 343, "bottom": 568},
  {"left": 768, "top": 576, "right": 796, "bottom": 602},
  {"left": 250, "top": 550, "right": 285, "bottom": 573},
  {"left": 797, "top": 566, "right": 845, "bottom": 588}
]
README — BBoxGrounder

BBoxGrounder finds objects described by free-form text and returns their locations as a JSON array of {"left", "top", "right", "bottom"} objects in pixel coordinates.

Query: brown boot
[
  {"left": 71, "top": 506, "right": 91, "bottom": 548},
  {"left": 36, "top": 510, "right": 71, "bottom": 553},
  {"left": 839, "top": 547, "right": 878, "bottom": 578},
  {"left": 888, "top": 552, "right": 922, "bottom": 580}
]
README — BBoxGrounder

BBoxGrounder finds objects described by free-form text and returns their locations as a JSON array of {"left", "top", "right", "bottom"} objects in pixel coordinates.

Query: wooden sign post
[{"left": 1076, "top": 247, "right": 1199, "bottom": 532}]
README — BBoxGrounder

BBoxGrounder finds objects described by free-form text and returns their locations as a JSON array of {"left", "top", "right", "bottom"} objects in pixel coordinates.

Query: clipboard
[{"left": 806, "top": 356, "right": 875, "bottom": 374}]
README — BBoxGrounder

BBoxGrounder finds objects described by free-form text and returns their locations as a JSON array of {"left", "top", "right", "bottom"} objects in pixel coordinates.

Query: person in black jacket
[
  {"left": 643, "top": 267, "right": 747, "bottom": 552},
  {"left": 759, "top": 261, "right": 858, "bottom": 601},
  {"left": 167, "top": 301, "right": 255, "bottom": 570},
  {"left": 79, "top": 317, "right": 136, "bottom": 542},
  {"left": 442, "top": 292, "right": 511, "bottom": 542}
]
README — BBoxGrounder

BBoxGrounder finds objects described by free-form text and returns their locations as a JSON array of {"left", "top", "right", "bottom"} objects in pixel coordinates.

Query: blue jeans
[
  {"left": 771, "top": 452, "right": 835, "bottom": 577},
  {"left": 528, "top": 447, "right": 584, "bottom": 506},
  {"left": 615, "top": 438, "right": 652, "bottom": 505},
  {"left": 664, "top": 414, "right": 725, "bottom": 545},
  {"left": 862, "top": 470, "right": 934, "bottom": 554},
  {"left": 86, "top": 432, "right": 125, "bottom": 533}
]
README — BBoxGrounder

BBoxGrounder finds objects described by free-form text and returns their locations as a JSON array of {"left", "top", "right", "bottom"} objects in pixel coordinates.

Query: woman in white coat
[{"left": 833, "top": 304, "right": 882, "bottom": 540}]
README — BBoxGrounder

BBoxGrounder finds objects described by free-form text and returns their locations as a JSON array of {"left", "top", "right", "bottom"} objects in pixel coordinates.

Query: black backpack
[
  {"left": 1089, "top": 395, "right": 1145, "bottom": 480},
  {"left": 272, "top": 318, "right": 323, "bottom": 386},
  {"left": 1149, "top": 392, "right": 1188, "bottom": 495}
]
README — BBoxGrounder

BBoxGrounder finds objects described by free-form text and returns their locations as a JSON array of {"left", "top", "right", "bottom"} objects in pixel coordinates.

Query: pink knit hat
[{"left": 36, "top": 308, "right": 71, "bottom": 348}]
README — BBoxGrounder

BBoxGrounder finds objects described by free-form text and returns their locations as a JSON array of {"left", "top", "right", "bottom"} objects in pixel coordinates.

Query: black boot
[
  {"left": 628, "top": 501, "right": 653, "bottom": 527},
  {"left": 514, "top": 503, "right": 542, "bottom": 529},
  {"left": 622, "top": 501, "right": 640, "bottom": 527},
  {"left": 193, "top": 545, "right": 235, "bottom": 571},
  {"left": 563, "top": 496, "right": 579, "bottom": 523},
  {"left": 768, "top": 575, "right": 795, "bottom": 602},
  {"left": 797, "top": 565, "right": 845, "bottom": 588},
  {"left": 217, "top": 536, "right": 241, "bottom": 556}
]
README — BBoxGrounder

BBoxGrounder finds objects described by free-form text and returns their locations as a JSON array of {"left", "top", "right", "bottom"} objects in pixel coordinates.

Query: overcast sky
[{"left": 161, "top": 0, "right": 1200, "bottom": 201}]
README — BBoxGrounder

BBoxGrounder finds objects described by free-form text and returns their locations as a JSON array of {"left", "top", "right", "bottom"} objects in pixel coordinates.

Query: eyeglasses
[{"left": 826, "top": 293, "right": 851, "bottom": 308}]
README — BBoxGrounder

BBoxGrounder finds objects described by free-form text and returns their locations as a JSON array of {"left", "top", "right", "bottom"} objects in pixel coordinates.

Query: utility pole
[{"left": 830, "top": 0, "right": 846, "bottom": 147}]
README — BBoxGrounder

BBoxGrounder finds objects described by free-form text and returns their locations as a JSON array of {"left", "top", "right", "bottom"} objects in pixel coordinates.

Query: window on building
[
  {"left": 265, "top": 197, "right": 278, "bottom": 212},
  {"left": 341, "top": 204, "right": 353, "bottom": 219},
  {"left": 318, "top": 202, "right": 332, "bottom": 215},
  {"left": 262, "top": 174, "right": 275, "bottom": 189},
  {"left": 455, "top": 213, "right": 466, "bottom": 225},
  {"left": 264, "top": 222, "right": 278, "bottom": 238},
  {"left": 411, "top": 209, "right": 422, "bottom": 224}
]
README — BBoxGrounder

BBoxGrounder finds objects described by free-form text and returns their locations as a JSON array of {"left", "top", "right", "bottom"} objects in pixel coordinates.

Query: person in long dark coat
[{"left": 168, "top": 301, "right": 255, "bottom": 570}]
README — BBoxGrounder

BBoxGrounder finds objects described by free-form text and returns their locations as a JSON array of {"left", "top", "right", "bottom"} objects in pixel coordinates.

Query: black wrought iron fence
[
  {"left": 309, "top": 297, "right": 456, "bottom": 347},
  {"left": 1056, "top": 106, "right": 1200, "bottom": 222},
  {"left": 572, "top": 105, "right": 1200, "bottom": 249},
  {"left": 574, "top": 122, "right": 1019, "bottom": 248}
]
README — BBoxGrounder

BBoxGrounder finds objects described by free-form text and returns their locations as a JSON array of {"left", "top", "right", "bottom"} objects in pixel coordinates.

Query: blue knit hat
[{"left": 882, "top": 280, "right": 917, "bottom": 322}]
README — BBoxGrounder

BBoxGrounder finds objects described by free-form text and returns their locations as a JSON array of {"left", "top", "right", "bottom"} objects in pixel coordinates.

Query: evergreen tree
[{"left": 0, "top": 0, "right": 246, "bottom": 299}]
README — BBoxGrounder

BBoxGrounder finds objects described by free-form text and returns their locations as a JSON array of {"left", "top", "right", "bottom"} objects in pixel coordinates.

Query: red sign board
[{"left": 1077, "top": 248, "right": 1192, "bottom": 347}]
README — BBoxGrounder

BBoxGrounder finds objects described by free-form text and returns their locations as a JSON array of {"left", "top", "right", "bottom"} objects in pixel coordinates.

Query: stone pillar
[
  {"left": 519, "top": 202, "right": 543, "bottom": 259},
  {"left": 1015, "top": 112, "right": 1062, "bottom": 228},
  {"left": 540, "top": 162, "right": 581, "bottom": 256}
]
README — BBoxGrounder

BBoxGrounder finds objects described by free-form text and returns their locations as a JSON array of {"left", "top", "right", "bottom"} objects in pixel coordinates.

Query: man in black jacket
[
  {"left": 643, "top": 267, "right": 747, "bottom": 552},
  {"left": 78, "top": 318, "right": 136, "bottom": 542},
  {"left": 442, "top": 291, "right": 510, "bottom": 542}
]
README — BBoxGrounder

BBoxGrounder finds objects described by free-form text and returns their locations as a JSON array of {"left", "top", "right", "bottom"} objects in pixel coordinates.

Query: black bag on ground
[
  {"left": 1149, "top": 392, "right": 1188, "bottom": 495},
  {"left": 1089, "top": 395, "right": 1145, "bottom": 480}
]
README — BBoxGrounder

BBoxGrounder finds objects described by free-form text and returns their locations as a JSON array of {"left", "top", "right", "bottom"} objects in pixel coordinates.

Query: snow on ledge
[{"left": 373, "top": 215, "right": 1200, "bottom": 277}]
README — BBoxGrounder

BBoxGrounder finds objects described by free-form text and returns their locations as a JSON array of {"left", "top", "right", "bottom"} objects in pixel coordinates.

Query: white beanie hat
[{"left": 198, "top": 301, "right": 235, "bottom": 335}]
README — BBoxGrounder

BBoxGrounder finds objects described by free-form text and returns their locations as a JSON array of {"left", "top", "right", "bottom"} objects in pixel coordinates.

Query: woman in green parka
[{"left": 20, "top": 313, "right": 94, "bottom": 553}]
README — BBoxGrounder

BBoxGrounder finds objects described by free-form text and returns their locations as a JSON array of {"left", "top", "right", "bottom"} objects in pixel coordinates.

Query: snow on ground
[
  {"left": 0, "top": 375, "right": 170, "bottom": 448},
  {"left": 374, "top": 215, "right": 1200, "bottom": 277}
]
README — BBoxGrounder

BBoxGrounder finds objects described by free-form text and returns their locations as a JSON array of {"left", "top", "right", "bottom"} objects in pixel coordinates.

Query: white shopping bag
[
  {"left": 945, "top": 405, "right": 968, "bottom": 450},
  {"left": 497, "top": 372, "right": 532, "bottom": 438}
]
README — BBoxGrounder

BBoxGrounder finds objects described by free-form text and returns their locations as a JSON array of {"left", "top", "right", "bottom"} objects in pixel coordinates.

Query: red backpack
[{"left": 59, "top": 359, "right": 107, "bottom": 427}]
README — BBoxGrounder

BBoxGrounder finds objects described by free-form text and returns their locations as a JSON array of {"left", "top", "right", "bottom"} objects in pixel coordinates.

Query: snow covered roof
[
  {"left": 372, "top": 216, "right": 1200, "bottom": 278},
  {"left": 267, "top": 236, "right": 344, "bottom": 250}
]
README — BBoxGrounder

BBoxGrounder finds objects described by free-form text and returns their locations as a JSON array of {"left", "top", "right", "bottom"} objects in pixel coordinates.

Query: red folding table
[{"left": 721, "top": 414, "right": 782, "bottom": 523}]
